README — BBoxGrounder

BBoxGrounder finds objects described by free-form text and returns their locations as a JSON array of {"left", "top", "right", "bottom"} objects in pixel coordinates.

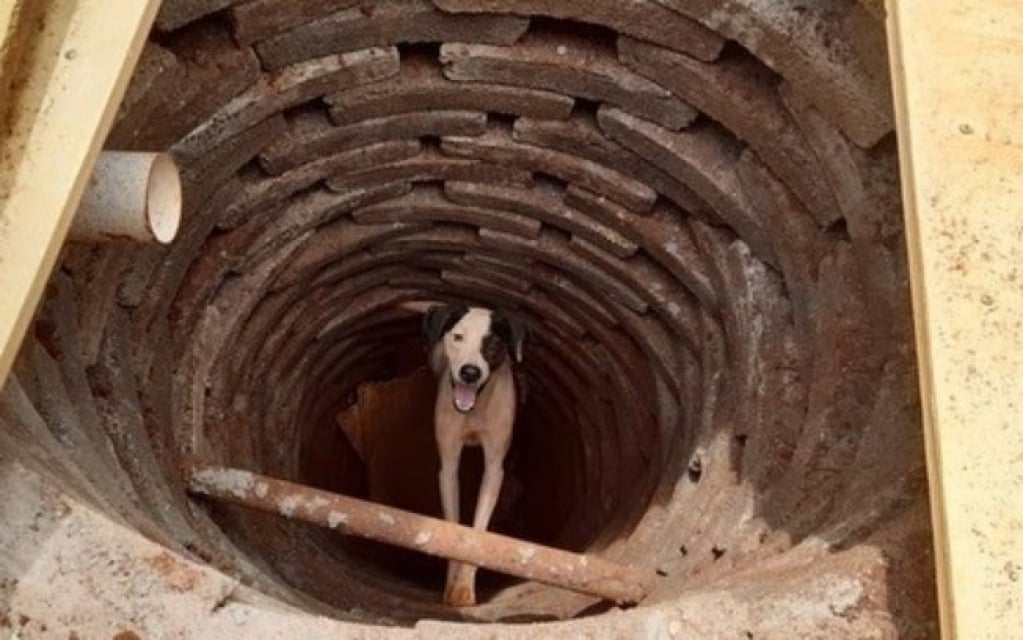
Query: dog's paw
[{"left": 443, "top": 583, "right": 476, "bottom": 607}]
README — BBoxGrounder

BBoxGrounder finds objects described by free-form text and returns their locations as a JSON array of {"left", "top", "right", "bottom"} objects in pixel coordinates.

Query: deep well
[{"left": 0, "top": 0, "right": 939, "bottom": 637}]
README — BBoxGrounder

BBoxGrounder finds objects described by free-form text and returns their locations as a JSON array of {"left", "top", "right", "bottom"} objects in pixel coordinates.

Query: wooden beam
[
  {"left": 885, "top": 1, "right": 1023, "bottom": 636},
  {"left": 0, "top": 0, "right": 160, "bottom": 385},
  {"left": 189, "top": 466, "right": 655, "bottom": 603}
]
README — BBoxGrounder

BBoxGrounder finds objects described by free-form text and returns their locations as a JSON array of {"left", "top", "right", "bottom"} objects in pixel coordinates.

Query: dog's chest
[{"left": 453, "top": 400, "right": 503, "bottom": 445}]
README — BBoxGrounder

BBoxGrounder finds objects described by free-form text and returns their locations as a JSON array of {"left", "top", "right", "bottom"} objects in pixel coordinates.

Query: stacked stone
[{"left": 2, "top": 0, "right": 935, "bottom": 637}]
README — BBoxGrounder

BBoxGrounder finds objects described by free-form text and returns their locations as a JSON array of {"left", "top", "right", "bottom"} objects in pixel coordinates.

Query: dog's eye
[{"left": 452, "top": 334, "right": 464, "bottom": 342}]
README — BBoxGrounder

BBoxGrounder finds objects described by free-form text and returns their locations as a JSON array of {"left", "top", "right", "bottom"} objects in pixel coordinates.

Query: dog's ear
[
  {"left": 422, "top": 303, "right": 468, "bottom": 348},
  {"left": 492, "top": 310, "right": 528, "bottom": 363}
]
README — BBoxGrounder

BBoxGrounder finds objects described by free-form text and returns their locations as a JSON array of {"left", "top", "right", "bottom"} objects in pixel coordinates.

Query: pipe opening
[{"left": 147, "top": 153, "right": 183, "bottom": 244}]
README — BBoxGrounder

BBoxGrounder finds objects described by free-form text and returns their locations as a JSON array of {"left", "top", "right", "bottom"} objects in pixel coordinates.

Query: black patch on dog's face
[
  {"left": 490, "top": 309, "right": 528, "bottom": 364},
  {"left": 481, "top": 332, "right": 506, "bottom": 370},
  {"left": 422, "top": 303, "right": 469, "bottom": 349}
]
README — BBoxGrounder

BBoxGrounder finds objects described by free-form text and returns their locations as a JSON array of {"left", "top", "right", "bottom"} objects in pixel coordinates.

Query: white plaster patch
[
  {"left": 307, "top": 496, "right": 329, "bottom": 510},
  {"left": 517, "top": 545, "right": 536, "bottom": 564},
  {"left": 378, "top": 512, "right": 396, "bottom": 526},
  {"left": 192, "top": 468, "right": 255, "bottom": 500},
  {"left": 279, "top": 495, "right": 300, "bottom": 518},
  {"left": 327, "top": 511, "right": 349, "bottom": 529},
  {"left": 414, "top": 531, "right": 432, "bottom": 546}
]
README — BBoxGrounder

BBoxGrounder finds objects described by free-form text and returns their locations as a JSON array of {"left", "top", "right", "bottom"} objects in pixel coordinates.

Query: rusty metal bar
[{"left": 188, "top": 466, "right": 654, "bottom": 603}]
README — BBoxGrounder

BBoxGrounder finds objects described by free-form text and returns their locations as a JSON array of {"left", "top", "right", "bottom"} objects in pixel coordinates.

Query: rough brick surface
[
  {"left": 564, "top": 187, "right": 718, "bottom": 309},
  {"left": 432, "top": 0, "right": 724, "bottom": 61},
  {"left": 444, "top": 180, "right": 638, "bottom": 258},
  {"left": 352, "top": 184, "right": 542, "bottom": 237},
  {"left": 596, "top": 106, "right": 776, "bottom": 265},
  {"left": 224, "top": 140, "right": 422, "bottom": 227},
  {"left": 326, "top": 54, "right": 574, "bottom": 125},
  {"left": 478, "top": 228, "right": 648, "bottom": 312},
  {"left": 230, "top": 0, "right": 362, "bottom": 45},
  {"left": 109, "top": 25, "right": 261, "bottom": 149},
  {"left": 512, "top": 115, "right": 709, "bottom": 216},
  {"left": 441, "top": 127, "right": 657, "bottom": 212},
  {"left": 173, "top": 47, "right": 400, "bottom": 164},
  {"left": 178, "top": 114, "right": 289, "bottom": 212},
  {"left": 260, "top": 109, "right": 487, "bottom": 174},
  {"left": 651, "top": 0, "right": 894, "bottom": 147},
  {"left": 441, "top": 31, "right": 696, "bottom": 130},
  {"left": 156, "top": 0, "right": 243, "bottom": 31},
  {"left": 618, "top": 37, "right": 842, "bottom": 224},
  {"left": 325, "top": 145, "right": 533, "bottom": 192},
  {"left": 255, "top": 0, "right": 529, "bottom": 70}
]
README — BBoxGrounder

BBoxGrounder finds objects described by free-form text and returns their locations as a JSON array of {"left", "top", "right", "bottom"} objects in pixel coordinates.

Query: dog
[{"left": 422, "top": 303, "right": 526, "bottom": 607}]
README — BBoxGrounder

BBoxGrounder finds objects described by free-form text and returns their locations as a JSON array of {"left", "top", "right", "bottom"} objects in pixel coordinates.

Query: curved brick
[
  {"left": 229, "top": 0, "right": 362, "bottom": 45},
  {"left": 156, "top": 0, "right": 243, "bottom": 31},
  {"left": 351, "top": 184, "right": 542, "bottom": 237},
  {"left": 108, "top": 44, "right": 182, "bottom": 145},
  {"left": 109, "top": 25, "right": 260, "bottom": 150},
  {"left": 618, "top": 37, "right": 842, "bottom": 224},
  {"left": 564, "top": 186, "right": 719, "bottom": 309},
  {"left": 715, "top": 242, "right": 805, "bottom": 494},
  {"left": 651, "top": 0, "right": 893, "bottom": 147},
  {"left": 478, "top": 228, "right": 648, "bottom": 312},
  {"left": 178, "top": 114, "right": 288, "bottom": 213},
  {"left": 326, "top": 54, "right": 574, "bottom": 125},
  {"left": 443, "top": 180, "right": 638, "bottom": 258},
  {"left": 223, "top": 140, "right": 422, "bottom": 227},
  {"left": 612, "top": 304, "right": 688, "bottom": 397},
  {"left": 570, "top": 237, "right": 701, "bottom": 356},
  {"left": 272, "top": 219, "right": 428, "bottom": 291},
  {"left": 173, "top": 47, "right": 400, "bottom": 164},
  {"left": 595, "top": 105, "right": 777, "bottom": 265},
  {"left": 512, "top": 114, "right": 710, "bottom": 217},
  {"left": 735, "top": 150, "right": 823, "bottom": 342},
  {"left": 254, "top": 0, "right": 529, "bottom": 70},
  {"left": 325, "top": 145, "right": 533, "bottom": 192},
  {"left": 240, "top": 182, "right": 413, "bottom": 273},
  {"left": 431, "top": 0, "right": 723, "bottom": 61},
  {"left": 441, "top": 127, "right": 656, "bottom": 212},
  {"left": 441, "top": 268, "right": 531, "bottom": 296},
  {"left": 779, "top": 84, "right": 910, "bottom": 336},
  {"left": 440, "top": 31, "right": 696, "bottom": 130},
  {"left": 460, "top": 253, "right": 619, "bottom": 328},
  {"left": 259, "top": 109, "right": 487, "bottom": 175}
]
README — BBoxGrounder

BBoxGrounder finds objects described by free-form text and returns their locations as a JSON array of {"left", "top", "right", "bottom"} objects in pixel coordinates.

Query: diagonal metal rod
[{"left": 188, "top": 466, "right": 654, "bottom": 603}]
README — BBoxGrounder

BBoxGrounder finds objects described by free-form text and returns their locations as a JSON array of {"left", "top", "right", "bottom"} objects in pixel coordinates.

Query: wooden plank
[
  {"left": 0, "top": 0, "right": 160, "bottom": 384},
  {"left": 885, "top": 1, "right": 1023, "bottom": 637},
  {"left": 189, "top": 466, "right": 655, "bottom": 603}
]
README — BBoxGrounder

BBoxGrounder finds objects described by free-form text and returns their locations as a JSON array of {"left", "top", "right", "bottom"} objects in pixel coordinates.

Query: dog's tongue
[{"left": 453, "top": 382, "right": 477, "bottom": 412}]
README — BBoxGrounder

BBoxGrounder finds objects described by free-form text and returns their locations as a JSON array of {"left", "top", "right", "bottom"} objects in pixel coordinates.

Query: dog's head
[{"left": 422, "top": 304, "right": 527, "bottom": 413}]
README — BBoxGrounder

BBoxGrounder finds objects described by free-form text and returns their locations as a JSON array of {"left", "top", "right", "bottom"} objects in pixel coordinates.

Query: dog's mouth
[{"left": 451, "top": 380, "right": 479, "bottom": 413}]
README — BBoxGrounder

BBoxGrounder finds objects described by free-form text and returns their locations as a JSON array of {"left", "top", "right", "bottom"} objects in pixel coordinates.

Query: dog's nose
[{"left": 459, "top": 365, "right": 482, "bottom": 384}]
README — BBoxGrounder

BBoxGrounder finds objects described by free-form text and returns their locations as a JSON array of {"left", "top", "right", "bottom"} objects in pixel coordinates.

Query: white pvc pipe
[{"left": 70, "top": 151, "right": 181, "bottom": 244}]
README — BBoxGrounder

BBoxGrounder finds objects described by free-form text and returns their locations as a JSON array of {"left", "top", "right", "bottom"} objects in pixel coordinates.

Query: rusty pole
[{"left": 188, "top": 466, "right": 654, "bottom": 603}]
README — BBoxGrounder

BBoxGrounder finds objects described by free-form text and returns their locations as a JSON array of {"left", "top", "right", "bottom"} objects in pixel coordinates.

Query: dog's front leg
[
  {"left": 446, "top": 440, "right": 509, "bottom": 607},
  {"left": 438, "top": 438, "right": 475, "bottom": 607},
  {"left": 472, "top": 449, "right": 505, "bottom": 531}
]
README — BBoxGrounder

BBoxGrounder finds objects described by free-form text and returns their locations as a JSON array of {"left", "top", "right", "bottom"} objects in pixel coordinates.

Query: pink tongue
[{"left": 453, "top": 382, "right": 477, "bottom": 412}]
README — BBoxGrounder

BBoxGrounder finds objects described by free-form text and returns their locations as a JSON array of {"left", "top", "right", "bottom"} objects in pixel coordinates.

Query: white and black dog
[{"left": 422, "top": 303, "right": 526, "bottom": 607}]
